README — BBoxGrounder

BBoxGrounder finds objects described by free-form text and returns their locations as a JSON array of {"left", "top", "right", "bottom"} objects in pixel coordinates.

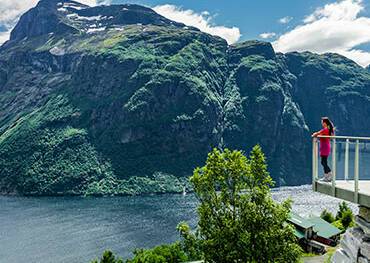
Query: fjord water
[{"left": 0, "top": 185, "right": 357, "bottom": 263}]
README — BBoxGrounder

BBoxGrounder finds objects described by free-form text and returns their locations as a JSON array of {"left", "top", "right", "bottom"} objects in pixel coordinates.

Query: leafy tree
[
  {"left": 177, "top": 222, "right": 203, "bottom": 260},
  {"left": 91, "top": 250, "right": 123, "bottom": 263},
  {"left": 320, "top": 209, "right": 335, "bottom": 223},
  {"left": 126, "top": 242, "right": 187, "bottom": 263},
  {"left": 190, "top": 146, "right": 302, "bottom": 263}
]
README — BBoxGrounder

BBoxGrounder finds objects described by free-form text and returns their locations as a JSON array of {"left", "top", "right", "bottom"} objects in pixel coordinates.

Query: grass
[
  {"left": 299, "top": 245, "right": 338, "bottom": 263},
  {"left": 324, "top": 246, "right": 337, "bottom": 263}
]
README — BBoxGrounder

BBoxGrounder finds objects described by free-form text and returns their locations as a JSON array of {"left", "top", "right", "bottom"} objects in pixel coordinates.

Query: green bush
[
  {"left": 91, "top": 250, "right": 123, "bottom": 263},
  {"left": 126, "top": 242, "right": 188, "bottom": 263},
  {"left": 320, "top": 209, "right": 335, "bottom": 223},
  {"left": 334, "top": 202, "right": 354, "bottom": 230},
  {"left": 332, "top": 220, "right": 344, "bottom": 231},
  {"left": 340, "top": 209, "right": 354, "bottom": 229},
  {"left": 336, "top": 202, "right": 351, "bottom": 220}
]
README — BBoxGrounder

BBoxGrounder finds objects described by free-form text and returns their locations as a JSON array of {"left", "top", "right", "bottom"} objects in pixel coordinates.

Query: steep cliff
[{"left": 1, "top": 0, "right": 370, "bottom": 195}]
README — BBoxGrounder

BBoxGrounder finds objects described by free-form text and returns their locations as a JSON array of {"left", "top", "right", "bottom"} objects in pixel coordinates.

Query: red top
[{"left": 319, "top": 128, "right": 331, "bottom": 157}]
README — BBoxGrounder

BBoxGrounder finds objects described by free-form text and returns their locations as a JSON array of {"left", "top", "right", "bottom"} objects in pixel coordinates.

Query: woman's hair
[{"left": 322, "top": 117, "right": 335, "bottom": 135}]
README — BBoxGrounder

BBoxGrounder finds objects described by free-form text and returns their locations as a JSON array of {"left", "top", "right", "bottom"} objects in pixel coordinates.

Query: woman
[{"left": 312, "top": 117, "right": 335, "bottom": 182}]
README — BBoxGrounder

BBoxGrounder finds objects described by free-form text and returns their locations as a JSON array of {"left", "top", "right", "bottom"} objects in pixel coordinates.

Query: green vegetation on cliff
[{"left": 1, "top": 0, "right": 370, "bottom": 195}]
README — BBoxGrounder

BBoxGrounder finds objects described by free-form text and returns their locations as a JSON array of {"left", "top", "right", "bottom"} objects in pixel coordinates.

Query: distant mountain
[{"left": 1, "top": 0, "right": 370, "bottom": 195}]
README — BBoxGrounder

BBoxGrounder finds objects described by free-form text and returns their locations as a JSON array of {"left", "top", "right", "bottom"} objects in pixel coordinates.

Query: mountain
[{"left": 1, "top": 0, "right": 370, "bottom": 195}]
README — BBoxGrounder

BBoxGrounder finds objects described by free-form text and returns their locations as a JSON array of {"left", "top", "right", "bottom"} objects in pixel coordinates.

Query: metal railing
[{"left": 312, "top": 135, "right": 370, "bottom": 203}]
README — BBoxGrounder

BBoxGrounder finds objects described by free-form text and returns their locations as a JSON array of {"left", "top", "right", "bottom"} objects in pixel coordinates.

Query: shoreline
[{"left": 0, "top": 184, "right": 314, "bottom": 198}]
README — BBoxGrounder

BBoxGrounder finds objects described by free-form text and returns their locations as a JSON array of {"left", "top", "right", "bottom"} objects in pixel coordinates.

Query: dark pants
[{"left": 321, "top": 156, "right": 331, "bottom": 174}]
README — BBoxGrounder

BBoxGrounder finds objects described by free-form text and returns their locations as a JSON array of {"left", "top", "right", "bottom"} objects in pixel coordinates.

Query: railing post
[
  {"left": 354, "top": 139, "right": 360, "bottom": 203},
  {"left": 331, "top": 138, "right": 336, "bottom": 197},
  {"left": 344, "top": 139, "right": 349, "bottom": 181},
  {"left": 316, "top": 138, "right": 319, "bottom": 182},
  {"left": 312, "top": 137, "right": 317, "bottom": 191}
]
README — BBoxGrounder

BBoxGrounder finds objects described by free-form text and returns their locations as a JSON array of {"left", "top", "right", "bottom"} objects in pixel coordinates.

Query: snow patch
[
  {"left": 66, "top": 13, "right": 79, "bottom": 19},
  {"left": 77, "top": 15, "right": 102, "bottom": 21},
  {"left": 57, "top": 7, "right": 68, "bottom": 12},
  {"left": 87, "top": 27, "right": 106, "bottom": 33},
  {"left": 63, "top": 2, "right": 86, "bottom": 10},
  {"left": 67, "top": 14, "right": 103, "bottom": 21},
  {"left": 112, "top": 27, "right": 124, "bottom": 31},
  {"left": 50, "top": 47, "right": 65, "bottom": 56}
]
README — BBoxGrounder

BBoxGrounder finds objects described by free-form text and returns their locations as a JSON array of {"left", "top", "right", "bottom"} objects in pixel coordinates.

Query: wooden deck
[{"left": 314, "top": 180, "right": 370, "bottom": 207}]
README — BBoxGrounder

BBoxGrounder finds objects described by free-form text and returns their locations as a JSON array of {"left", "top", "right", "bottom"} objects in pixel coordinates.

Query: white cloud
[
  {"left": 0, "top": 0, "right": 109, "bottom": 45},
  {"left": 259, "top": 32, "right": 276, "bottom": 39},
  {"left": 0, "top": 30, "right": 11, "bottom": 44},
  {"left": 278, "top": 16, "right": 293, "bottom": 24},
  {"left": 0, "top": 0, "right": 39, "bottom": 28},
  {"left": 273, "top": 0, "right": 370, "bottom": 67},
  {"left": 153, "top": 4, "right": 241, "bottom": 44},
  {"left": 0, "top": 0, "right": 39, "bottom": 44}
]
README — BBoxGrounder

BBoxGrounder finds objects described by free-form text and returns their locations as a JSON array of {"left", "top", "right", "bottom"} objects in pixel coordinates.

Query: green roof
[
  {"left": 288, "top": 213, "right": 315, "bottom": 229},
  {"left": 294, "top": 228, "right": 305, "bottom": 239},
  {"left": 308, "top": 217, "right": 342, "bottom": 239}
]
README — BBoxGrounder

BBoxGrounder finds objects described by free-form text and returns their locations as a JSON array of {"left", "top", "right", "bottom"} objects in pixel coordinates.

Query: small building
[
  {"left": 287, "top": 213, "right": 341, "bottom": 254},
  {"left": 308, "top": 216, "right": 342, "bottom": 246},
  {"left": 288, "top": 213, "right": 315, "bottom": 240}
]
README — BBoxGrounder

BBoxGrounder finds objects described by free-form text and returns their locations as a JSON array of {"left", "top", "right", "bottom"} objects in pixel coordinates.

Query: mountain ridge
[{"left": 1, "top": 1, "right": 370, "bottom": 195}]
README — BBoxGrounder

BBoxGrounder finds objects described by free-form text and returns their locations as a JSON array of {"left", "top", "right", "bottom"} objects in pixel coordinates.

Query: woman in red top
[{"left": 312, "top": 117, "right": 335, "bottom": 181}]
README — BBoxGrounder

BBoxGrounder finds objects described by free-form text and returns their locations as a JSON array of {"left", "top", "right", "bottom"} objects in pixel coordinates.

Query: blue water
[{"left": 0, "top": 185, "right": 358, "bottom": 263}]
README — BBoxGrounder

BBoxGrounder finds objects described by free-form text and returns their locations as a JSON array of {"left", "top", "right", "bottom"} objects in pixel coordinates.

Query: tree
[
  {"left": 177, "top": 222, "right": 203, "bottom": 261},
  {"left": 91, "top": 250, "right": 123, "bottom": 263},
  {"left": 126, "top": 243, "right": 187, "bottom": 263},
  {"left": 190, "top": 146, "right": 302, "bottom": 263},
  {"left": 320, "top": 209, "right": 335, "bottom": 223}
]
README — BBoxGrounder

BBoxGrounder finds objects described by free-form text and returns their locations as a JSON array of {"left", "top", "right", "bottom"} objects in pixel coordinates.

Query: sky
[{"left": 1, "top": 0, "right": 370, "bottom": 67}]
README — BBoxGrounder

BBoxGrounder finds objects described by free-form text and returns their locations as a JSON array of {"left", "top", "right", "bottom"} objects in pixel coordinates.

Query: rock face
[
  {"left": 1, "top": 1, "right": 370, "bottom": 195},
  {"left": 332, "top": 206, "right": 370, "bottom": 263}
]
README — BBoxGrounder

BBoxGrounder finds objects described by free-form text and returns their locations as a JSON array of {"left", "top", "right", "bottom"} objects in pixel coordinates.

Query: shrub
[
  {"left": 336, "top": 202, "right": 351, "bottom": 221},
  {"left": 320, "top": 209, "right": 335, "bottom": 223},
  {"left": 334, "top": 201, "right": 354, "bottom": 230},
  {"left": 126, "top": 242, "right": 187, "bottom": 263},
  {"left": 332, "top": 220, "right": 344, "bottom": 231},
  {"left": 91, "top": 250, "right": 123, "bottom": 263},
  {"left": 340, "top": 209, "right": 354, "bottom": 230}
]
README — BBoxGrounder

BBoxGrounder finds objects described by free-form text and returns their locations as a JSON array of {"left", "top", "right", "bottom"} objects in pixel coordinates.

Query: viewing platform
[
  {"left": 313, "top": 135, "right": 370, "bottom": 262},
  {"left": 312, "top": 135, "right": 370, "bottom": 207}
]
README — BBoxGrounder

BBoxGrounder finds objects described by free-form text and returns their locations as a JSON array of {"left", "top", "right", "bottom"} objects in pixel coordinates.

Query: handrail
[
  {"left": 317, "top": 135, "right": 370, "bottom": 141},
  {"left": 312, "top": 135, "right": 366, "bottom": 205}
]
